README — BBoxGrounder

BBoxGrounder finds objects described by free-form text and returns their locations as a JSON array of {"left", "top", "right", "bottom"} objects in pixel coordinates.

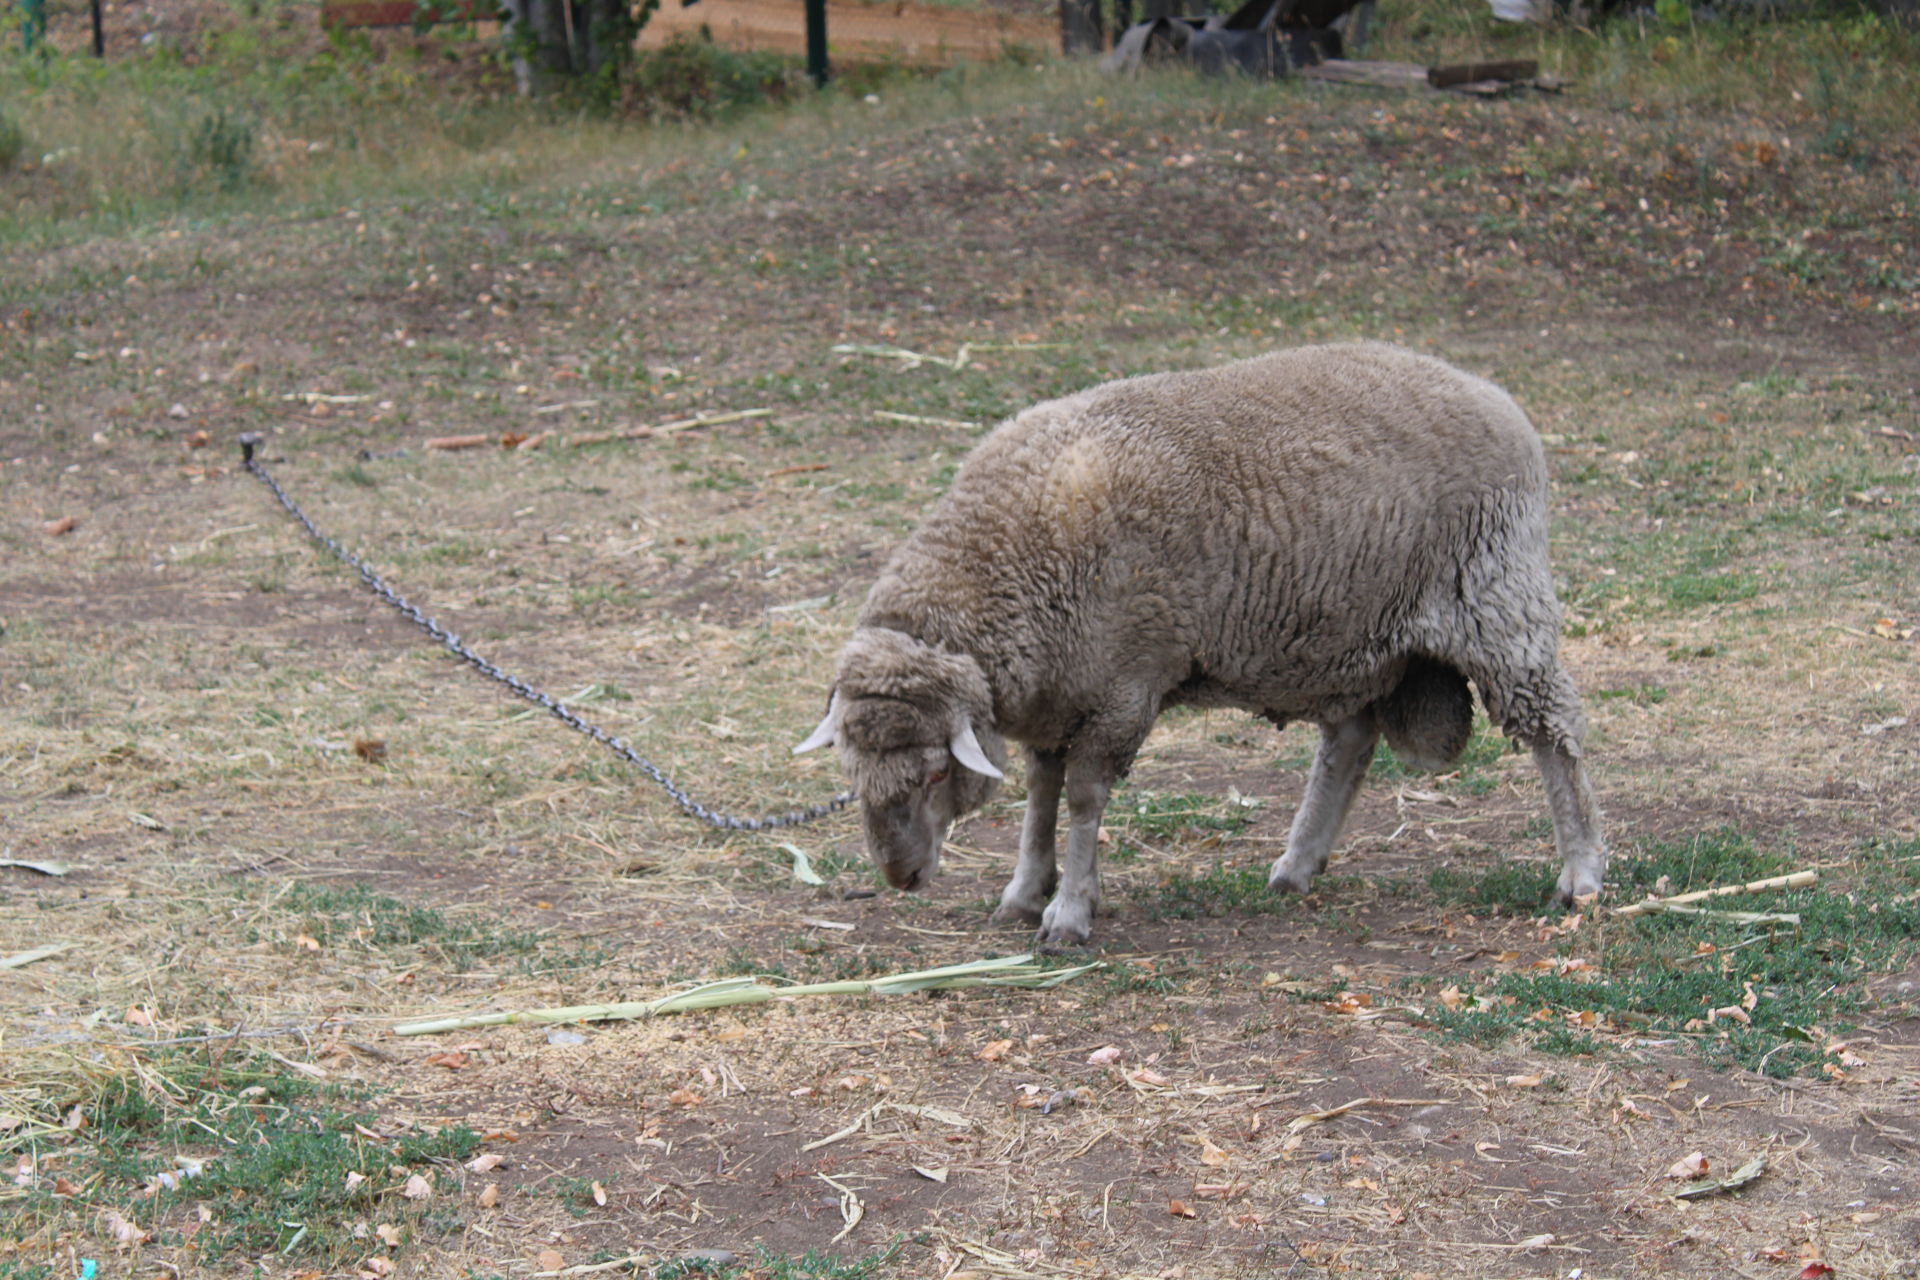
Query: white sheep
[{"left": 797, "top": 342, "right": 1605, "bottom": 946}]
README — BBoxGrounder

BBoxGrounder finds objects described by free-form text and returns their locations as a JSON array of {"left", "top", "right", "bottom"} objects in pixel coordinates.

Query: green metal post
[
  {"left": 804, "top": 0, "right": 828, "bottom": 86},
  {"left": 22, "top": 0, "right": 47, "bottom": 51}
]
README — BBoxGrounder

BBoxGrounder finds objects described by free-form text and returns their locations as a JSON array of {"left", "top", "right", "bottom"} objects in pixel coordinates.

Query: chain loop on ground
[{"left": 236, "top": 434, "right": 855, "bottom": 833}]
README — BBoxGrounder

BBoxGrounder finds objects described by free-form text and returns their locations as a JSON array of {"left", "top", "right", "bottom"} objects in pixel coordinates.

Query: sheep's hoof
[
  {"left": 990, "top": 899, "right": 1045, "bottom": 928},
  {"left": 1266, "top": 860, "right": 1315, "bottom": 895},
  {"left": 1036, "top": 900, "right": 1094, "bottom": 949},
  {"left": 1554, "top": 872, "right": 1604, "bottom": 909}
]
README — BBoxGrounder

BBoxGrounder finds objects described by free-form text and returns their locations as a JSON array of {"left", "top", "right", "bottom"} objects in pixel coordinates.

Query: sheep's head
[{"left": 794, "top": 628, "right": 1006, "bottom": 891}]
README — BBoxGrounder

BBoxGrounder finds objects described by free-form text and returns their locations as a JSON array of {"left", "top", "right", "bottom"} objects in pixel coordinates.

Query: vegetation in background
[{"left": 1, "top": 0, "right": 1916, "bottom": 237}]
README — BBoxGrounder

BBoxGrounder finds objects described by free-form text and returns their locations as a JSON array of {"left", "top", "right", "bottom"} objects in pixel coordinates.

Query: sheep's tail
[{"left": 1377, "top": 657, "right": 1474, "bottom": 772}]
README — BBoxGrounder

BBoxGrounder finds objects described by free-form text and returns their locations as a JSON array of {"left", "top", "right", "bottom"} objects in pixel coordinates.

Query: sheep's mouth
[
  {"left": 863, "top": 801, "right": 947, "bottom": 891},
  {"left": 882, "top": 861, "right": 933, "bottom": 891}
]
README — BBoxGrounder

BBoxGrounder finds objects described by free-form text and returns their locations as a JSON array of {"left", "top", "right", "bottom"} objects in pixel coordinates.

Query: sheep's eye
[{"left": 926, "top": 769, "right": 948, "bottom": 788}]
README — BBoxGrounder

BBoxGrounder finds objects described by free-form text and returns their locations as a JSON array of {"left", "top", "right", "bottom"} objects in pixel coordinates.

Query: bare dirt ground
[
  {"left": 635, "top": 0, "right": 1055, "bottom": 64},
  {"left": 4, "top": 32, "right": 1920, "bottom": 1280},
  {"left": 35, "top": 0, "right": 1056, "bottom": 66}
]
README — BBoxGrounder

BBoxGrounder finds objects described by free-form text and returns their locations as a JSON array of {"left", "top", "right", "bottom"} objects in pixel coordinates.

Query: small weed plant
[{"left": 0, "top": 106, "right": 24, "bottom": 172}]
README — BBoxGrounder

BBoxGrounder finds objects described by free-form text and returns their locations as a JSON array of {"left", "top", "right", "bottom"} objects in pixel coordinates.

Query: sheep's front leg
[
  {"left": 1268, "top": 712, "right": 1379, "bottom": 894},
  {"left": 1036, "top": 754, "right": 1112, "bottom": 948},
  {"left": 1534, "top": 742, "right": 1606, "bottom": 904},
  {"left": 992, "top": 748, "right": 1063, "bottom": 927}
]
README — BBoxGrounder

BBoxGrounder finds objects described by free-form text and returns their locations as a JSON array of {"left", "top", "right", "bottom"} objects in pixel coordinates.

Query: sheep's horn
[
  {"left": 793, "top": 693, "right": 840, "bottom": 754},
  {"left": 949, "top": 719, "right": 1004, "bottom": 779}
]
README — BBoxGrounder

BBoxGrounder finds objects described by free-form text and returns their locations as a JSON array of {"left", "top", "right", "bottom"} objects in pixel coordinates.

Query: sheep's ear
[
  {"left": 949, "top": 719, "right": 1004, "bottom": 779},
  {"left": 793, "top": 693, "right": 840, "bottom": 754}
]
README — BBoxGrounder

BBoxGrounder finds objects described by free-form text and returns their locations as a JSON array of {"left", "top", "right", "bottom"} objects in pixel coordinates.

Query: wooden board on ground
[{"left": 1302, "top": 57, "right": 1562, "bottom": 95}]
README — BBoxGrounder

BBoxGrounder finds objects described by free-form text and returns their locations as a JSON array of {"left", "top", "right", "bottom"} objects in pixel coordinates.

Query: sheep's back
[{"left": 863, "top": 344, "right": 1550, "bottom": 728}]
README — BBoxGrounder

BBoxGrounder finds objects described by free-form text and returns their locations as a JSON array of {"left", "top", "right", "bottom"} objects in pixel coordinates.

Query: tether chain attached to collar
[{"left": 237, "top": 434, "right": 854, "bottom": 833}]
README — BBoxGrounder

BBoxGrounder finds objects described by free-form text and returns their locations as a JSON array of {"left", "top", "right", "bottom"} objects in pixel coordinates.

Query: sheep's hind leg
[
  {"left": 1483, "top": 661, "right": 1607, "bottom": 905},
  {"left": 1268, "top": 712, "right": 1379, "bottom": 895},
  {"left": 1036, "top": 754, "right": 1110, "bottom": 948},
  {"left": 992, "top": 748, "right": 1063, "bottom": 927},
  {"left": 1534, "top": 738, "right": 1605, "bottom": 905}
]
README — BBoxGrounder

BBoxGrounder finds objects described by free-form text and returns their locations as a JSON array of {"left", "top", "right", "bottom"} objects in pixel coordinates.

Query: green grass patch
[
  {"left": 259, "top": 880, "right": 552, "bottom": 971},
  {"left": 1136, "top": 863, "right": 1375, "bottom": 925},
  {"left": 6, "top": 1049, "right": 479, "bottom": 1265},
  {"left": 1112, "top": 788, "right": 1258, "bottom": 842},
  {"left": 655, "top": 1242, "right": 903, "bottom": 1280},
  {"left": 1426, "top": 856, "right": 1559, "bottom": 915},
  {"left": 1419, "top": 831, "right": 1920, "bottom": 1075}
]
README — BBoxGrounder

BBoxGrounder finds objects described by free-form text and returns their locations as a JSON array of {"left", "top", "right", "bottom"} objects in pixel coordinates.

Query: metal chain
[{"left": 236, "top": 434, "right": 854, "bottom": 832}]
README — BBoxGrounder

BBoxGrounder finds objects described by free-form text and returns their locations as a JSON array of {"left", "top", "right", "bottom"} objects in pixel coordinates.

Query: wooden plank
[
  {"left": 1427, "top": 59, "right": 1537, "bottom": 89},
  {"left": 1298, "top": 58, "right": 1427, "bottom": 88}
]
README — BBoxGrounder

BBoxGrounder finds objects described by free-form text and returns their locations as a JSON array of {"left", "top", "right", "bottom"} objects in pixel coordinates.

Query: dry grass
[{"left": 4, "top": 7, "right": 1920, "bottom": 1277}]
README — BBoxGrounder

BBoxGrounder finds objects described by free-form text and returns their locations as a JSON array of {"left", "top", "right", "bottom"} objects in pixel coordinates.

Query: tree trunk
[
  {"left": 1059, "top": 0, "right": 1103, "bottom": 54},
  {"left": 500, "top": 0, "right": 647, "bottom": 94}
]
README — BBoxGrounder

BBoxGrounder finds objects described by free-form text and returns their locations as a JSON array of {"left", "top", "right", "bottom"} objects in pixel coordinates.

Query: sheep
[{"left": 796, "top": 342, "right": 1605, "bottom": 946}]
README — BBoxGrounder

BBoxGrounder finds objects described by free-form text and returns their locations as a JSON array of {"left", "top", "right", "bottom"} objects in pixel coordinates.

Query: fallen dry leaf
[
  {"left": 422, "top": 1051, "right": 469, "bottom": 1070},
  {"left": 464, "top": 1153, "right": 504, "bottom": 1174},
  {"left": 1196, "top": 1138, "right": 1231, "bottom": 1167},
  {"left": 374, "top": 1223, "right": 402, "bottom": 1247},
  {"left": 1516, "top": 1233, "right": 1556, "bottom": 1250},
  {"left": 1505, "top": 1074, "right": 1543, "bottom": 1088},
  {"left": 1826, "top": 1042, "right": 1868, "bottom": 1068},
  {"left": 1799, "top": 1264, "right": 1834, "bottom": 1280},
  {"left": 536, "top": 1249, "right": 565, "bottom": 1272},
  {"left": 667, "top": 1088, "right": 704, "bottom": 1107},
  {"left": 344, "top": 1171, "right": 367, "bottom": 1193},
  {"left": 477, "top": 1183, "right": 500, "bottom": 1208},
  {"left": 1191, "top": 1181, "right": 1245, "bottom": 1201},
  {"left": 102, "top": 1209, "right": 150, "bottom": 1246},
  {"left": 1086, "top": 1045, "right": 1124, "bottom": 1066},
  {"left": 358, "top": 1259, "right": 395, "bottom": 1279},
  {"left": 44, "top": 515, "right": 78, "bottom": 536},
  {"left": 1667, "top": 1151, "right": 1710, "bottom": 1180},
  {"left": 977, "top": 1038, "right": 1014, "bottom": 1062},
  {"left": 401, "top": 1174, "right": 431, "bottom": 1200},
  {"left": 1168, "top": 1199, "right": 1198, "bottom": 1218},
  {"left": 591, "top": 1180, "right": 608, "bottom": 1206}
]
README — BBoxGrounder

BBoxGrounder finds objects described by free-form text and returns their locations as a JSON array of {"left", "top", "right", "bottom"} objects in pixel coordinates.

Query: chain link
[{"left": 236, "top": 435, "right": 854, "bottom": 832}]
